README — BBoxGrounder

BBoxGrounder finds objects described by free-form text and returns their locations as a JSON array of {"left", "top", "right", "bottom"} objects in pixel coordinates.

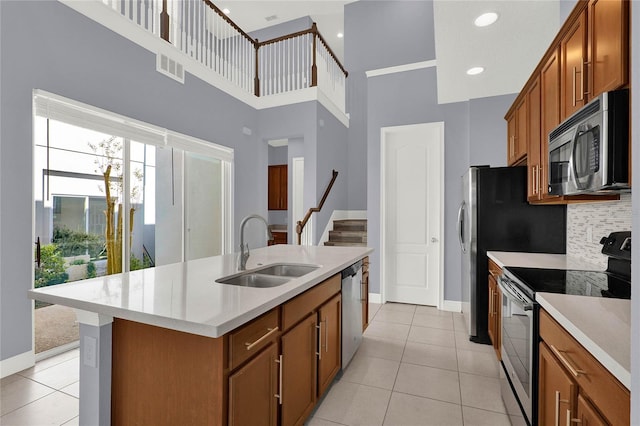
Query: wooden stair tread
[{"left": 323, "top": 241, "right": 367, "bottom": 247}]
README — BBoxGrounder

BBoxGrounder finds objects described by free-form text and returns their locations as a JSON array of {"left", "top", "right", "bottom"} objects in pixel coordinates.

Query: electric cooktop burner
[{"left": 504, "top": 267, "right": 631, "bottom": 300}]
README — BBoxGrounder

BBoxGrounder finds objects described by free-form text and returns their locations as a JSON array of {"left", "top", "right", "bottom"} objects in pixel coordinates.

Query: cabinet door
[
  {"left": 526, "top": 76, "right": 542, "bottom": 201},
  {"left": 588, "top": 0, "right": 628, "bottom": 97},
  {"left": 515, "top": 97, "right": 527, "bottom": 162},
  {"left": 541, "top": 48, "right": 561, "bottom": 200},
  {"left": 317, "top": 293, "right": 342, "bottom": 396},
  {"left": 575, "top": 393, "right": 608, "bottom": 426},
  {"left": 229, "top": 343, "right": 278, "bottom": 426},
  {"left": 506, "top": 112, "right": 517, "bottom": 165},
  {"left": 539, "top": 342, "right": 576, "bottom": 426},
  {"left": 268, "top": 165, "right": 287, "bottom": 210},
  {"left": 281, "top": 314, "right": 317, "bottom": 426},
  {"left": 561, "top": 10, "right": 588, "bottom": 119}
]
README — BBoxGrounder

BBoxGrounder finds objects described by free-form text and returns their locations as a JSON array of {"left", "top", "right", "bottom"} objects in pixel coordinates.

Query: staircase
[{"left": 324, "top": 219, "right": 367, "bottom": 247}]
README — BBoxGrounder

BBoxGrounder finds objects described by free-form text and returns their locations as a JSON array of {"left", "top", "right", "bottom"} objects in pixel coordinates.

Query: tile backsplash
[{"left": 566, "top": 194, "right": 632, "bottom": 268}]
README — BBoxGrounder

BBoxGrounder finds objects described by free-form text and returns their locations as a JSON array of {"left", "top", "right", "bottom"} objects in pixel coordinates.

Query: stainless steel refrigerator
[{"left": 459, "top": 166, "right": 566, "bottom": 343}]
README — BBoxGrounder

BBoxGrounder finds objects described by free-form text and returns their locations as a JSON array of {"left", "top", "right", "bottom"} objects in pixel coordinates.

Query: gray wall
[
  {"left": 346, "top": 0, "right": 514, "bottom": 301},
  {"left": 344, "top": 0, "right": 436, "bottom": 211},
  {"left": 250, "top": 16, "right": 313, "bottom": 43},
  {"left": 0, "top": 0, "right": 260, "bottom": 362}
]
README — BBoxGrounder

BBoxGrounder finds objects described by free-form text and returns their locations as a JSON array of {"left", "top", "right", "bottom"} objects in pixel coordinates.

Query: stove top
[{"left": 504, "top": 267, "right": 631, "bottom": 300}]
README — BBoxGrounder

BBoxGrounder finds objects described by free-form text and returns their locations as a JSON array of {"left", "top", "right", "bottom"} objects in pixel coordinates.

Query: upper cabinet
[
  {"left": 268, "top": 165, "right": 288, "bottom": 210},
  {"left": 560, "top": 9, "right": 588, "bottom": 119},
  {"left": 588, "top": 0, "right": 629, "bottom": 97},
  {"left": 506, "top": 0, "right": 629, "bottom": 204}
]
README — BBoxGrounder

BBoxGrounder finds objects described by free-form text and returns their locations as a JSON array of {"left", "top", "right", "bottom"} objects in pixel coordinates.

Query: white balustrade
[{"left": 100, "top": 0, "right": 346, "bottom": 110}]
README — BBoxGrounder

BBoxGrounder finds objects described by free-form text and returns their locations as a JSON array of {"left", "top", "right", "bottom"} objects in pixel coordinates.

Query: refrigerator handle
[{"left": 457, "top": 201, "right": 466, "bottom": 253}]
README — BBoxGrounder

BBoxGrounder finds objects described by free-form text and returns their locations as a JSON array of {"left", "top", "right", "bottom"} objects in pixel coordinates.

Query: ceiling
[{"left": 217, "top": 0, "right": 561, "bottom": 104}]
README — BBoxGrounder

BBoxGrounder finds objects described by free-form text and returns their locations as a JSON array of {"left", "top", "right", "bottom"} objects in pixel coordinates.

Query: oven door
[{"left": 499, "top": 276, "right": 536, "bottom": 425}]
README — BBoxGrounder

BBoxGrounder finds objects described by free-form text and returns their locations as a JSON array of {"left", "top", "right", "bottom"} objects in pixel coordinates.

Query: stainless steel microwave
[{"left": 548, "top": 89, "right": 629, "bottom": 196}]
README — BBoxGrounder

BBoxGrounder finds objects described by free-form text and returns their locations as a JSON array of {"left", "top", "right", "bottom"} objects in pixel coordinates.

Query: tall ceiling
[{"left": 217, "top": 0, "right": 561, "bottom": 104}]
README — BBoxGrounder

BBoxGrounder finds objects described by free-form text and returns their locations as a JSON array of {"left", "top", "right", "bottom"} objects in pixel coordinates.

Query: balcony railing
[{"left": 102, "top": 0, "right": 347, "bottom": 111}]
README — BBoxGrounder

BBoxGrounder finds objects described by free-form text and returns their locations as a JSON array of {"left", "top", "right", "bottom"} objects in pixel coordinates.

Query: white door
[{"left": 382, "top": 122, "right": 443, "bottom": 306}]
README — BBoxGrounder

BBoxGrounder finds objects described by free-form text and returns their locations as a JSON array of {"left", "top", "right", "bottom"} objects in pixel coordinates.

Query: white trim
[
  {"left": 0, "top": 351, "right": 35, "bottom": 378},
  {"left": 58, "top": 1, "right": 349, "bottom": 128},
  {"left": 75, "top": 310, "right": 114, "bottom": 327},
  {"left": 35, "top": 341, "right": 80, "bottom": 362},
  {"left": 442, "top": 300, "right": 462, "bottom": 313},
  {"left": 368, "top": 293, "right": 382, "bottom": 304},
  {"left": 366, "top": 60, "right": 437, "bottom": 79},
  {"left": 380, "top": 122, "right": 445, "bottom": 308},
  {"left": 318, "top": 210, "right": 367, "bottom": 245}
]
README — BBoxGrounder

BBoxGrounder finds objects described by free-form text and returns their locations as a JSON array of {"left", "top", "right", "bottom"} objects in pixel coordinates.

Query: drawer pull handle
[
  {"left": 550, "top": 344, "right": 587, "bottom": 377},
  {"left": 245, "top": 327, "right": 278, "bottom": 351}
]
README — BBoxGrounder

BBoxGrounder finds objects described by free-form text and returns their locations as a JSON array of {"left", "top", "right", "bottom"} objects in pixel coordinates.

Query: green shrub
[
  {"left": 35, "top": 244, "right": 69, "bottom": 288},
  {"left": 70, "top": 259, "right": 86, "bottom": 265},
  {"left": 53, "top": 227, "right": 105, "bottom": 258},
  {"left": 87, "top": 261, "right": 97, "bottom": 278},
  {"left": 130, "top": 254, "right": 152, "bottom": 271}
]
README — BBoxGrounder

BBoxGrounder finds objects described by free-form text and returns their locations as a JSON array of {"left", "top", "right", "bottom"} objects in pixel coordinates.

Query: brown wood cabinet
[
  {"left": 561, "top": 9, "right": 588, "bottom": 120},
  {"left": 112, "top": 272, "right": 346, "bottom": 426},
  {"left": 539, "top": 309, "right": 630, "bottom": 426},
  {"left": 229, "top": 343, "right": 279, "bottom": 426},
  {"left": 588, "top": 0, "right": 629, "bottom": 99},
  {"left": 268, "top": 165, "right": 288, "bottom": 210},
  {"left": 281, "top": 314, "right": 318, "bottom": 426},
  {"left": 317, "top": 294, "right": 342, "bottom": 396},
  {"left": 487, "top": 259, "right": 502, "bottom": 360},
  {"left": 539, "top": 341, "right": 575, "bottom": 426},
  {"left": 268, "top": 231, "right": 288, "bottom": 246},
  {"left": 506, "top": 0, "right": 629, "bottom": 204}
]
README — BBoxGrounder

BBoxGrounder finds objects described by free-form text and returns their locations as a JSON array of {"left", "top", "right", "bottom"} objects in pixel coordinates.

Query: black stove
[{"left": 503, "top": 231, "right": 631, "bottom": 300}]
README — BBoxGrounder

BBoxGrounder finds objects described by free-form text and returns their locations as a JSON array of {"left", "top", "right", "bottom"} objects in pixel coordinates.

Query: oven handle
[{"left": 498, "top": 276, "right": 534, "bottom": 309}]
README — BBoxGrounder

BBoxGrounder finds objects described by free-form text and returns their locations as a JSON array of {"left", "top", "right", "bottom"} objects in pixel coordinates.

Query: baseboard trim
[
  {"left": 441, "top": 300, "right": 462, "bottom": 313},
  {"left": 368, "top": 293, "right": 382, "bottom": 304},
  {"left": 0, "top": 350, "right": 35, "bottom": 378}
]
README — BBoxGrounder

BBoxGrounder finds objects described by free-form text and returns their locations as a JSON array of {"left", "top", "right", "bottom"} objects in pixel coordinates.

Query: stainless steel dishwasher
[{"left": 341, "top": 260, "right": 363, "bottom": 369}]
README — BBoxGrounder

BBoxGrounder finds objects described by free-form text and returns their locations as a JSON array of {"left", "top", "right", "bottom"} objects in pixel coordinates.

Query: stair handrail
[{"left": 296, "top": 170, "right": 338, "bottom": 245}]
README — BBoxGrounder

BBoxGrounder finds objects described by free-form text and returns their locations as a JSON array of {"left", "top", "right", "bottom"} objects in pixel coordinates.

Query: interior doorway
[{"left": 381, "top": 122, "right": 444, "bottom": 307}]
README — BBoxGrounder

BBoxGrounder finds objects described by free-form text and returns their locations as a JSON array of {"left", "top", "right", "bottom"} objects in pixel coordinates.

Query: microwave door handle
[
  {"left": 457, "top": 202, "right": 466, "bottom": 253},
  {"left": 570, "top": 127, "right": 589, "bottom": 191}
]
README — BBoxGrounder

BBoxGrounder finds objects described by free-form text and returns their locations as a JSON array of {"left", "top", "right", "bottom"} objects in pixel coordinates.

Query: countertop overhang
[{"left": 29, "top": 245, "right": 372, "bottom": 338}]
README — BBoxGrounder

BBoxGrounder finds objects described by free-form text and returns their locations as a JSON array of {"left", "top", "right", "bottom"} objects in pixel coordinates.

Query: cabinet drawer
[
  {"left": 229, "top": 309, "right": 280, "bottom": 370},
  {"left": 282, "top": 274, "right": 341, "bottom": 331},
  {"left": 539, "top": 309, "right": 629, "bottom": 425}
]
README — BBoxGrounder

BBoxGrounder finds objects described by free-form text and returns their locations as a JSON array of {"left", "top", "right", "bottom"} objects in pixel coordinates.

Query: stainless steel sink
[
  {"left": 215, "top": 263, "right": 319, "bottom": 288},
  {"left": 254, "top": 263, "right": 319, "bottom": 277},
  {"left": 216, "top": 273, "right": 291, "bottom": 288}
]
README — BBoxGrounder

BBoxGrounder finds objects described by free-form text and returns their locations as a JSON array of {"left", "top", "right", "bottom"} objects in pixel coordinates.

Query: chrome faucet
[{"left": 239, "top": 214, "right": 273, "bottom": 270}]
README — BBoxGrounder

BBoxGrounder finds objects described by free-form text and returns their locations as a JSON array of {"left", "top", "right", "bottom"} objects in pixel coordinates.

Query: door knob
[{"left": 431, "top": 237, "right": 438, "bottom": 243}]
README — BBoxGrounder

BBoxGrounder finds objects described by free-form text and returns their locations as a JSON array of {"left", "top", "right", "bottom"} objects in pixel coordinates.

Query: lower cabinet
[
  {"left": 487, "top": 259, "right": 502, "bottom": 360},
  {"left": 281, "top": 314, "right": 318, "bottom": 426},
  {"left": 539, "top": 309, "right": 630, "bottom": 426},
  {"left": 112, "top": 272, "right": 345, "bottom": 426},
  {"left": 229, "top": 343, "right": 279, "bottom": 426},
  {"left": 538, "top": 341, "right": 575, "bottom": 426}
]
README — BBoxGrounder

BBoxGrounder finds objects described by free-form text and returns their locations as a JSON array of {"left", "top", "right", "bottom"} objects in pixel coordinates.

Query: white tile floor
[
  {"left": 308, "top": 303, "right": 510, "bottom": 426},
  {"left": 0, "top": 303, "right": 508, "bottom": 426}
]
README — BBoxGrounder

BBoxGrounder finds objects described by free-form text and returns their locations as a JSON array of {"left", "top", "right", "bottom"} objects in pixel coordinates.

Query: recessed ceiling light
[
  {"left": 337, "top": 32, "right": 344, "bottom": 38},
  {"left": 474, "top": 12, "right": 498, "bottom": 27},
  {"left": 222, "top": 8, "right": 230, "bottom": 15},
  {"left": 466, "top": 67, "right": 485, "bottom": 75}
]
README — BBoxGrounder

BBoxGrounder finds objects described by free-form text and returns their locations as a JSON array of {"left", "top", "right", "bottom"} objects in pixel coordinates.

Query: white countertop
[
  {"left": 29, "top": 245, "right": 372, "bottom": 338},
  {"left": 537, "top": 293, "right": 630, "bottom": 389},
  {"left": 487, "top": 251, "right": 603, "bottom": 271},
  {"left": 487, "top": 251, "right": 630, "bottom": 390}
]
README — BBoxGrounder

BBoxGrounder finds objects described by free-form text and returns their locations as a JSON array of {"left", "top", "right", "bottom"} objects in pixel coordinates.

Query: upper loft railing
[{"left": 101, "top": 0, "right": 348, "bottom": 111}]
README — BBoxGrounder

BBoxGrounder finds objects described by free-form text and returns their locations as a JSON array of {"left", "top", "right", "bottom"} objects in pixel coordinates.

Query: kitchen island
[{"left": 29, "top": 245, "right": 372, "bottom": 425}]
